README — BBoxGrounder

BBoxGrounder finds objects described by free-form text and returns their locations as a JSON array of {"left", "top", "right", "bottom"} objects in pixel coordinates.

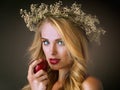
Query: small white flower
[{"left": 20, "top": 1, "right": 106, "bottom": 44}]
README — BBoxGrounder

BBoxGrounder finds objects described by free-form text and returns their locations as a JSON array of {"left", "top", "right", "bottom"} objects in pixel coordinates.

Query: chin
[{"left": 49, "top": 65, "right": 61, "bottom": 70}]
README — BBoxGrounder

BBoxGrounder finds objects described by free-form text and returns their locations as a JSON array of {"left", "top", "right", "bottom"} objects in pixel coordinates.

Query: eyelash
[
  {"left": 42, "top": 40, "right": 65, "bottom": 46},
  {"left": 57, "top": 40, "right": 64, "bottom": 46},
  {"left": 42, "top": 40, "right": 49, "bottom": 45}
]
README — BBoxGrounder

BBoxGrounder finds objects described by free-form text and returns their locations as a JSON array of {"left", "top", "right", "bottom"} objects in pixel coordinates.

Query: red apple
[{"left": 34, "top": 60, "right": 48, "bottom": 73}]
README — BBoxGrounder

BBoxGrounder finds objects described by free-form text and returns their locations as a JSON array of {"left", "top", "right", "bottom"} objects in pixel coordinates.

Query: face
[{"left": 40, "top": 22, "right": 73, "bottom": 70}]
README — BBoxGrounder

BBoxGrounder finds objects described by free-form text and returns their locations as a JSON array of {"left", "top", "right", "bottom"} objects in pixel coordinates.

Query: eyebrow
[
  {"left": 41, "top": 37, "right": 62, "bottom": 41},
  {"left": 41, "top": 37, "right": 48, "bottom": 40}
]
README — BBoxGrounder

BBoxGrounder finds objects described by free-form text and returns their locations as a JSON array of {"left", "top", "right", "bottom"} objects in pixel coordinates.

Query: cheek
[
  {"left": 60, "top": 48, "right": 69, "bottom": 58},
  {"left": 61, "top": 49, "right": 72, "bottom": 61},
  {"left": 42, "top": 46, "right": 49, "bottom": 56}
]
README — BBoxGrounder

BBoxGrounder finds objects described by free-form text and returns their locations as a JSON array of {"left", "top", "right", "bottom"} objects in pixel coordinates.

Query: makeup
[{"left": 49, "top": 58, "right": 60, "bottom": 65}]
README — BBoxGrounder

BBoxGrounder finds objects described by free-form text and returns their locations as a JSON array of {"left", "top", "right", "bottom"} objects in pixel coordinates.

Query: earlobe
[{"left": 82, "top": 76, "right": 103, "bottom": 90}]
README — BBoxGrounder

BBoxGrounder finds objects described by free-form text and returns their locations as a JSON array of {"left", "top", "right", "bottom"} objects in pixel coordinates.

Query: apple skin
[{"left": 34, "top": 60, "right": 48, "bottom": 73}]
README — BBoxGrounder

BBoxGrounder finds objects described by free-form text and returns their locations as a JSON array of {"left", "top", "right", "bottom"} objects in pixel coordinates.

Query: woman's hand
[{"left": 27, "top": 59, "right": 49, "bottom": 90}]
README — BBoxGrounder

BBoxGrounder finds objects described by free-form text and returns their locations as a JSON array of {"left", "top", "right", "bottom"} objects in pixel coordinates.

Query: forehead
[{"left": 40, "top": 22, "right": 61, "bottom": 39}]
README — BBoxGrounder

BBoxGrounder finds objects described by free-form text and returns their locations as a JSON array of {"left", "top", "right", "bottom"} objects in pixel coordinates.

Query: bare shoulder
[{"left": 82, "top": 76, "right": 103, "bottom": 90}]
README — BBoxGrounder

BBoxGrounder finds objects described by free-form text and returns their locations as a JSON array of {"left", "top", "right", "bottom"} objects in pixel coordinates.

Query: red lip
[{"left": 49, "top": 58, "right": 60, "bottom": 65}]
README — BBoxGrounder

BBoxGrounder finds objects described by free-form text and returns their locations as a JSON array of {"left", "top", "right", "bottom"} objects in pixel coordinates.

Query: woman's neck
[
  {"left": 52, "top": 68, "right": 70, "bottom": 90},
  {"left": 58, "top": 68, "right": 70, "bottom": 82}
]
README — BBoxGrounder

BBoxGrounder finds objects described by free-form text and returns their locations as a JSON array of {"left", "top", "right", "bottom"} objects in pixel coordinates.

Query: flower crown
[{"left": 20, "top": 1, "right": 106, "bottom": 44}]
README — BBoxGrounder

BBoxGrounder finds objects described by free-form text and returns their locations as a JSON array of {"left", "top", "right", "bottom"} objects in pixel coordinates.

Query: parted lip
[{"left": 49, "top": 58, "right": 60, "bottom": 64}]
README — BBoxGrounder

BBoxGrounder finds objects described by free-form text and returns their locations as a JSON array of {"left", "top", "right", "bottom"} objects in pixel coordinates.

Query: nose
[{"left": 50, "top": 43, "right": 57, "bottom": 55}]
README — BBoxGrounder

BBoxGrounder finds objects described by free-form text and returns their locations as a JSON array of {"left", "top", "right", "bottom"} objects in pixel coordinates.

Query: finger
[
  {"left": 28, "top": 59, "right": 42, "bottom": 75},
  {"left": 37, "top": 74, "right": 48, "bottom": 82},
  {"left": 34, "top": 70, "right": 47, "bottom": 78},
  {"left": 28, "top": 59, "right": 36, "bottom": 66}
]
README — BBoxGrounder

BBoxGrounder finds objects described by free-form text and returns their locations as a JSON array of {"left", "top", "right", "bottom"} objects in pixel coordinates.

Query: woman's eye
[
  {"left": 43, "top": 40, "right": 49, "bottom": 45},
  {"left": 57, "top": 40, "right": 64, "bottom": 46}
]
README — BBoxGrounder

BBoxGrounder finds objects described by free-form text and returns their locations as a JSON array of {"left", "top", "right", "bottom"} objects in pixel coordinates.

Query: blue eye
[
  {"left": 43, "top": 40, "right": 49, "bottom": 45},
  {"left": 57, "top": 40, "right": 64, "bottom": 46}
]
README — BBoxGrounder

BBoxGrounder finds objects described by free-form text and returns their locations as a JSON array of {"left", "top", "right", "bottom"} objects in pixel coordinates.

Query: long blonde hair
[{"left": 22, "top": 17, "right": 89, "bottom": 90}]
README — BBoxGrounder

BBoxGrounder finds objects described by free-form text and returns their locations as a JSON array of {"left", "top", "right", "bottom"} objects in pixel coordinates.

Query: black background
[{"left": 0, "top": 0, "right": 120, "bottom": 90}]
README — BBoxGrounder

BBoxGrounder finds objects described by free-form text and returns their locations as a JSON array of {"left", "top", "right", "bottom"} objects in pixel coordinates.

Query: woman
[{"left": 20, "top": 1, "right": 105, "bottom": 90}]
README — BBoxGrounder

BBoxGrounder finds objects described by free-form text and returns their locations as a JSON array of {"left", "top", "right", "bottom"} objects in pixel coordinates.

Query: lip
[{"left": 49, "top": 58, "right": 60, "bottom": 65}]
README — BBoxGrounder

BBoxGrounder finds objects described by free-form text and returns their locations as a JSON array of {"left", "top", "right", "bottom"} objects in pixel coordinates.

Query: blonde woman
[{"left": 20, "top": 1, "right": 105, "bottom": 90}]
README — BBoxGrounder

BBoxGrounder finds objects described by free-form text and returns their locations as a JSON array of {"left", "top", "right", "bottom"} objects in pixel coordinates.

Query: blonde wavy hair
[{"left": 22, "top": 17, "right": 89, "bottom": 90}]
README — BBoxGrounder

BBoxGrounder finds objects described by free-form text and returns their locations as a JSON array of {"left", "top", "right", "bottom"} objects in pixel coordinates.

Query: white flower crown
[{"left": 20, "top": 1, "right": 106, "bottom": 44}]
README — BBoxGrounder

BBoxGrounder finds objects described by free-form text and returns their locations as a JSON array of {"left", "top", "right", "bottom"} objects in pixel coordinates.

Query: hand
[{"left": 27, "top": 59, "right": 49, "bottom": 90}]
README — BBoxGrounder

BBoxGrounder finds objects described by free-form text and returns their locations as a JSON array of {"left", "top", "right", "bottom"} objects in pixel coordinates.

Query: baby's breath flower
[{"left": 20, "top": 1, "right": 106, "bottom": 44}]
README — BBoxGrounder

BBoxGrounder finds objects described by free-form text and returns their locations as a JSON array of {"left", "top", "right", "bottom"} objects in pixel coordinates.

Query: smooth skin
[{"left": 27, "top": 22, "right": 103, "bottom": 90}]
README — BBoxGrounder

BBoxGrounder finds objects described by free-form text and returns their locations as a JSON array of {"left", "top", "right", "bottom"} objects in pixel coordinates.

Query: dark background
[{"left": 0, "top": 0, "right": 119, "bottom": 90}]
